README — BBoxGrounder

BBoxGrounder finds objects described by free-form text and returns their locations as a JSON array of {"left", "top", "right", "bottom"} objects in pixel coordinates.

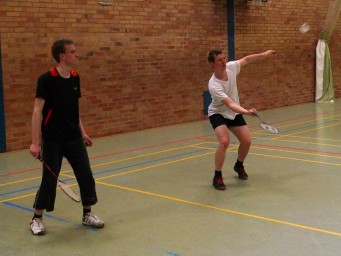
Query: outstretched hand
[{"left": 264, "top": 50, "right": 276, "bottom": 57}]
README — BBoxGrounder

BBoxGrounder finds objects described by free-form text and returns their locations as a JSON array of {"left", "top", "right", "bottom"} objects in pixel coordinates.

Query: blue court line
[
  {"left": 3, "top": 201, "right": 97, "bottom": 231},
  {"left": 0, "top": 148, "right": 208, "bottom": 197},
  {"left": 160, "top": 250, "right": 181, "bottom": 256},
  {"left": 0, "top": 185, "right": 44, "bottom": 197},
  {"left": 153, "top": 247, "right": 181, "bottom": 256},
  {"left": 93, "top": 148, "right": 207, "bottom": 177},
  {"left": 4, "top": 201, "right": 72, "bottom": 223},
  {"left": 2, "top": 117, "right": 339, "bottom": 198}
]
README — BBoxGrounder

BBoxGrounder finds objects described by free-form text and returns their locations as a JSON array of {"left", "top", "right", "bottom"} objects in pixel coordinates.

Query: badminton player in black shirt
[{"left": 29, "top": 39, "right": 104, "bottom": 235}]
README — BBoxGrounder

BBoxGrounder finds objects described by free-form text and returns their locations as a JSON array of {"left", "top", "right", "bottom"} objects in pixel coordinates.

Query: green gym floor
[{"left": 1, "top": 99, "right": 341, "bottom": 256}]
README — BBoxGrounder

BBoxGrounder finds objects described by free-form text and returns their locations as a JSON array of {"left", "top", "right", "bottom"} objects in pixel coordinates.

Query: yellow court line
[
  {"left": 190, "top": 141, "right": 240, "bottom": 150},
  {"left": 250, "top": 152, "right": 341, "bottom": 166},
  {"left": 95, "top": 151, "right": 215, "bottom": 180},
  {"left": 2, "top": 147, "right": 340, "bottom": 203},
  {"left": 258, "top": 137, "right": 341, "bottom": 149},
  {"left": 96, "top": 181, "right": 341, "bottom": 237},
  {"left": 192, "top": 141, "right": 243, "bottom": 147},
  {"left": 0, "top": 192, "right": 37, "bottom": 203},
  {"left": 2, "top": 138, "right": 340, "bottom": 189},
  {"left": 0, "top": 184, "right": 80, "bottom": 203},
  {"left": 0, "top": 152, "right": 215, "bottom": 202},
  {"left": 276, "top": 113, "right": 341, "bottom": 129},
  {"left": 251, "top": 113, "right": 341, "bottom": 136},
  {"left": 190, "top": 145, "right": 216, "bottom": 150},
  {"left": 90, "top": 145, "right": 197, "bottom": 169},
  {"left": 191, "top": 141, "right": 341, "bottom": 161},
  {"left": 284, "top": 134, "right": 341, "bottom": 142},
  {"left": 274, "top": 122, "right": 341, "bottom": 139},
  {"left": 0, "top": 145, "right": 203, "bottom": 187},
  {"left": 0, "top": 170, "right": 78, "bottom": 187},
  {"left": 0, "top": 181, "right": 80, "bottom": 203},
  {"left": 189, "top": 145, "right": 341, "bottom": 166},
  {"left": 0, "top": 176, "right": 41, "bottom": 187},
  {"left": 1, "top": 150, "right": 213, "bottom": 188},
  {"left": 96, "top": 148, "right": 341, "bottom": 183},
  {"left": 251, "top": 145, "right": 341, "bottom": 160},
  {"left": 190, "top": 144, "right": 341, "bottom": 166}
]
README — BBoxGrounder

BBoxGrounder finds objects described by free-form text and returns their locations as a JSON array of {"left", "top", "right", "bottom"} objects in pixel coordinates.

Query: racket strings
[
  {"left": 39, "top": 158, "right": 81, "bottom": 203},
  {"left": 58, "top": 181, "right": 81, "bottom": 202},
  {"left": 259, "top": 122, "right": 279, "bottom": 134}
]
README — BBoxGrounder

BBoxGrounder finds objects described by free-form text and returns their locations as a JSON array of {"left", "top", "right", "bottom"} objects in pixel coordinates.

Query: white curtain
[{"left": 315, "top": 0, "right": 341, "bottom": 102}]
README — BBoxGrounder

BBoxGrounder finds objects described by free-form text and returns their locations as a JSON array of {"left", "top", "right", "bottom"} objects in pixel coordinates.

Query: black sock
[
  {"left": 215, "top": 170, "right": 222, "bottom": 177},
  {"left": 235, "top": 160, "right": 244, "bottom": 168},
  {"left": 32, "top": 213, "right": 42, "bottom": 220},
  {"left": 83, "top": 208, "right": 91, "bottom": 217}
]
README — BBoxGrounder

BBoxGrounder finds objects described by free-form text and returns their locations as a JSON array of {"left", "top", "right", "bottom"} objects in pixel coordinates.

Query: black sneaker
[
  {"left": 213, "top": 176, "right": 226, "bottom": 190},
  {"left": 234, "top": 165, "right": 248, "bottom": 180}
]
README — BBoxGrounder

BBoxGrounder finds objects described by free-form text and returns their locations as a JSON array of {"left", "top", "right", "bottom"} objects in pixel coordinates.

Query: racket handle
[
  {"left": 38, "top": 157, "right": 59, "bottom": 180},
  {"left": 254, "top": 113, "right": 264, "bottom": 122}
]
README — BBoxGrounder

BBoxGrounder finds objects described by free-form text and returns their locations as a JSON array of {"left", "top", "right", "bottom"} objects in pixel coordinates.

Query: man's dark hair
[
  {"left": 207, "top": 50, "right": 222, "bottom": 63},
  {"left": 51, "top": 39, "right": 74, "bottom": 63}
]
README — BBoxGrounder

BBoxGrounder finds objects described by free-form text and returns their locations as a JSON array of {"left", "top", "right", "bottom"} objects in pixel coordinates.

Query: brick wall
[
  {"left": 235, "top": 0, "right": 341, "bottom": 109},
  {"left": 0, "top": 0, "right": 340, "bottom": 151}
]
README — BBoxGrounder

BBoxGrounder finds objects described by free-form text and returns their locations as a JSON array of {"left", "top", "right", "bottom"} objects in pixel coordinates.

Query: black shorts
[{"left": 209, "top": 114, "right": 247, "bottom": 130}]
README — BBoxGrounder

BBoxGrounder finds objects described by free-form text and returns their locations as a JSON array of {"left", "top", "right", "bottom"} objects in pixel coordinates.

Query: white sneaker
[
  {"left": 30, "top": 218, "right": 46, "bottom": 235},
  {"left": 82, "top": 213, "right": 104, "bottom": 228}
]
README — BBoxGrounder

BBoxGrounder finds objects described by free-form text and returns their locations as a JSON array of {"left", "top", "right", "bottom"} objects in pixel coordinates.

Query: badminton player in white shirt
[{"left": 207, "top": 49, "right": 276, "bottom": 190}]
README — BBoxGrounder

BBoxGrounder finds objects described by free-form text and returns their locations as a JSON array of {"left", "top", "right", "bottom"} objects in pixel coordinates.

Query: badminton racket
[
  {"left": 38, "top": 157, "right": 81, "bottom": 202},
  {"left": 254, "top": 113, "right": 279, "bottom": 134}
]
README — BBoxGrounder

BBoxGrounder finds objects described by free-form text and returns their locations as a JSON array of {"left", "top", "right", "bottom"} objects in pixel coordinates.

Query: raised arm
[{"left": 238, "top": 50, "right": 276, "bottom": 68}]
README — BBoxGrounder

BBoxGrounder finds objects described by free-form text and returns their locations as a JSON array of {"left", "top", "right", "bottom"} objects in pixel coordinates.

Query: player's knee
[
  {"left": 219, "top": 138, "right": 230, "bottom": 148},
  {"left": 241, "top": 137, "right": 252, "bottom": 147}
]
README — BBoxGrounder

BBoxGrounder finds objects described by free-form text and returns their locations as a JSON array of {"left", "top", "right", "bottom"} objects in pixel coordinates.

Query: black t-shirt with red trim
[{"left": 36, "top": 68, "right": 82, "bottom": 141}]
